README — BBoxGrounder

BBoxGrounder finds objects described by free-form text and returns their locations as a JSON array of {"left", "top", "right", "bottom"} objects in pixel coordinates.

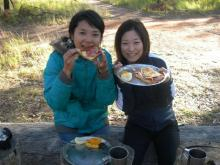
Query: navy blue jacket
[{"left": 116, "top": 53, "right": 176, "bottom": 131}]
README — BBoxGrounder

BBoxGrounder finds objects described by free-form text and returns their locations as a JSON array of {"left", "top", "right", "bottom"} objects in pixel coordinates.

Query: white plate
[
  {"left": 115, "top": 64, "right": 169, "bottom": 86},
  {"left": 63, "top": 143, "right": 110, "bottom": 165}
]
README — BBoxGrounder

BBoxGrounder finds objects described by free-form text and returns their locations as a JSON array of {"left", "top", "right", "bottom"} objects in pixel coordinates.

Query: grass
[
  {"left": 176, "top": 107, "right": 220, "bottom": 125},
  {"left": 102, "top": 0, "right": 220, "bottom": 13},
  {"left": 0, "top": 37, "right": 25, "bottom": 70},
  {"left": 176, "top": 0, "right": 220, "bottom": 11},
  {"left": 0, "top": 35, "right": 51, "bottom": 70},
  {"left": 103, "top": 0, "right": 153, "bottom": 9},
  {"left": 0, "top": 85, "right": 53, "bottom": 122},
  {"left": 0, "top": 0, "right": 109, "bottom": 25},
  {"left": 0, "top": 34, "right": 51, "bottom": 122}
]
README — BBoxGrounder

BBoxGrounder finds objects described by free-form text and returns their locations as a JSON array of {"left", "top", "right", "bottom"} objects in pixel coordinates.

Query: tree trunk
[
  {"left": 4, "top": 0, "right": 10, "bottom": 10},
  {"left": 3, "top": 0, "right": 10, "bottom": 17}
]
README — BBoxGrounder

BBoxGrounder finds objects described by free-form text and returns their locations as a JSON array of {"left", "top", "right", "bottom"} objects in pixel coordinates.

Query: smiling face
[
  {"left": 120, "top": 30, "right": 143, "bottom": 63},
  {"left": 71, "top": 20, "right": 102, "bottom": 51}
]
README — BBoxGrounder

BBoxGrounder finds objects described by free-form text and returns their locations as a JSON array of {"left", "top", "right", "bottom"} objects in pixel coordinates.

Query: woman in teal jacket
[{"left": 43, "top": 10, "right": 116, "bottom": 143}]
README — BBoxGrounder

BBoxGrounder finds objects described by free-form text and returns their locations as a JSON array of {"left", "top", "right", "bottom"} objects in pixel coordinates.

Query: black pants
[{"left": 123, "top": 121, "right": 180, "bottom": 165}]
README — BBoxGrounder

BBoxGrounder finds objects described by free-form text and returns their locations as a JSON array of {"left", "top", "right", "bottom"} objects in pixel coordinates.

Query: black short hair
[
  {"left": 69, "top": 9, "right": 105, "bottom": 38},
  {"left": 115, "top": 19, "right": 150, "bottom": 64}
]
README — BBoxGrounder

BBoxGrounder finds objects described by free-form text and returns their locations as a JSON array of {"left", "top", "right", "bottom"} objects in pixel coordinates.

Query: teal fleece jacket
[{"left": 43, "top": 49, "right": 116, "bottom": 134}]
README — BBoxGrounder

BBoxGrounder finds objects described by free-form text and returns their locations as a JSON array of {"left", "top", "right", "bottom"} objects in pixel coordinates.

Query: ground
[{"left": 0, "top": 0, "right": 220, "bottom": 126}]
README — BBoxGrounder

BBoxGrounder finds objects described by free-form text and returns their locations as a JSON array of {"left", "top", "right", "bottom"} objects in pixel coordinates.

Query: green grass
[
  {"left": 0, "top": 0, "right": 108, "bottom": 25},
  {"left": 103, "top": 0, "right": 154, "bottom": 9},
  {"left": 0, "top": 37, "right": 25, "bottom": 70},
  {"left": 176, "top": 0, "right": 220, "bottom": 11},
  {"left": 0, "top": 35, "right": 51, "bottom": 71},
  {"left": 102, "top": 0, "right": 220, "bottom": 12}
]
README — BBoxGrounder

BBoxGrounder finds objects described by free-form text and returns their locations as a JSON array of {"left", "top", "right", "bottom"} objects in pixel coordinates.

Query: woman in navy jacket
[{"left": 114, "top": 19, "right": 179, "bottom": 165}]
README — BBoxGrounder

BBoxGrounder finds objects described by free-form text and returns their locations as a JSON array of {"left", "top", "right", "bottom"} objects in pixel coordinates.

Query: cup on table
[
  {"left": 187, "top": 148, "right": 206, "bottom": 165},
  {"left": 109, "top": 146, "right": 128, "bottom": 165}
]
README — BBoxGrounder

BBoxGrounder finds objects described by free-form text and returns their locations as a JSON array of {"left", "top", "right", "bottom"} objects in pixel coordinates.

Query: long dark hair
[{"left": 115, "top": 19, "right": 150, "bottom": 64}]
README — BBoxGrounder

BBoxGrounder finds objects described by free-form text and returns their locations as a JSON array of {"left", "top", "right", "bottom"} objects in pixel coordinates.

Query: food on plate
[
  {"left": 73, "top": 136, "right": 105, "bottom": 149},
  {"left": 80, "top": 47, "right": 103, "bottom": 61},
  {"left": 74, "top": 136, "right": 92, "bottom": 145},
  {"left": 85, "top": 137, "right": 102, "bottom": 149},
  {"left": 134, "top": 67, "right": 165, "bottom": 84},
  {"left": 120, "top": 70, "right": 133, "bottom": 82},
  {"left": 140, "top": 67, "right": 162, "bottom": 78}
]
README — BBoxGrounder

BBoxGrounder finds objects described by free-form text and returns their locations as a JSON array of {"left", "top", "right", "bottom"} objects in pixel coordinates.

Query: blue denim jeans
[{"left": 58, "top": 125, "right": 110, "bottom": 143}]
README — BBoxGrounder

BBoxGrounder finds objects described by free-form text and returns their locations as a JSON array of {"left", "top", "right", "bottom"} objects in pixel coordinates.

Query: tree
[
  {"left": 4, "top": 0, "right": 10, "bottom": 9},
  {"left": 3, "top": 0, "right": 14, "bottom": 17}
]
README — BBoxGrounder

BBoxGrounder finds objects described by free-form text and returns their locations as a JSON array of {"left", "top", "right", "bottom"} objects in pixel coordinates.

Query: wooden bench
[{"left": 0, "top": 122, "right": 219, "bottom": 165}]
